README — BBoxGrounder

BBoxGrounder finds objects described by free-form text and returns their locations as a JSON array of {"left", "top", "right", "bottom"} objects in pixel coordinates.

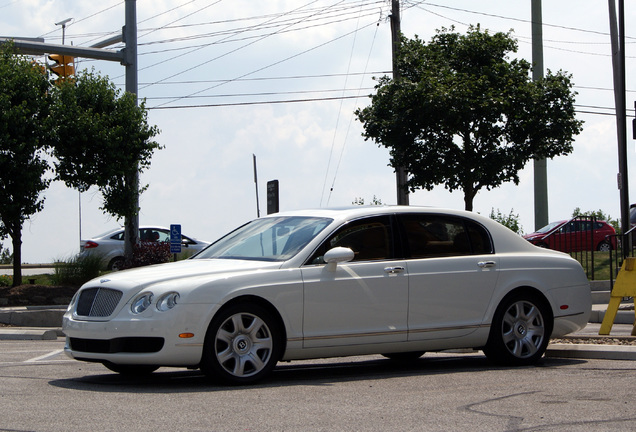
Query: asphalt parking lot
[{"left": 2, "top": 337, "right": 636, "bottom": 431}]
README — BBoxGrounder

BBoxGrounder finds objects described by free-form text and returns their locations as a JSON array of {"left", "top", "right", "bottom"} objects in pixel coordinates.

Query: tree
[
  {"left": 489, "top": 208, "right": 523, "bottom": 234},
  {"left": 0, "top": 43, "right": 52, "bottom": 286},
  {"left": 356, "top": 26, "right": 583, "bottom": 211},
  {"left": 50, "top": 69, "right": 161, "bottom": 259},
  {"left": 352, "top": 195, "right": 383, "bottom": 206}
]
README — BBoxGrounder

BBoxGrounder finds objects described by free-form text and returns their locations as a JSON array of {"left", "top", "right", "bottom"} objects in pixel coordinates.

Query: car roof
[{"left": 267, "top": 205, "right": 540, "bottom": 257}]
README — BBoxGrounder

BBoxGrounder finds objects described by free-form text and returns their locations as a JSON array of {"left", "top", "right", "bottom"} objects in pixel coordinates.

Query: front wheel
[
  {"left": 200, "top": 303, "right": 282, "bottom": 385},
  {"left": 483, "top": 292, "right": 552, "bottom": 366}
]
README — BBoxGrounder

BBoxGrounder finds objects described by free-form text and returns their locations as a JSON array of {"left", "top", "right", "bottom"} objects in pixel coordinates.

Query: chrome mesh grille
[{"left": 76, "top": 288, "right": 123, "bottom": 317}]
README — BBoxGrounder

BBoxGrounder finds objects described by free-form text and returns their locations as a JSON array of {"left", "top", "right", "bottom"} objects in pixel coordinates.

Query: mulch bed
[{"left": 0, "top": 284, "right": 78, "bottom": 307}]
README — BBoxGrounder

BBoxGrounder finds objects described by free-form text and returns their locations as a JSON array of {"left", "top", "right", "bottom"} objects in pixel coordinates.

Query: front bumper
[{"left": 63, "top": 302, "right": 219, "bottom": 367}]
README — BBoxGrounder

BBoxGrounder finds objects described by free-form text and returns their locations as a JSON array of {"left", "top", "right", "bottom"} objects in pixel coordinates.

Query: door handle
[
  {"left": 478, "top": 261, "right": 496, "bottom": 268},
  {"left": 384, "top": 266, "right": 405, "bottom": 274}
]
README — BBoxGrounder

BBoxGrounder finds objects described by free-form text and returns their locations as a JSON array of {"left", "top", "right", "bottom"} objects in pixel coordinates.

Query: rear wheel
[
  {"left": 200, "top": 303, "right": 282, "bottom": 385},
  {"left": 483, "top": 292, "right": 552, "bottom": 366},
  {"left": 597, "top": 241, "right": 612, "bottom": 252},
  {"left": 108, "top": 257, "right": 125, "bottom": 271}
]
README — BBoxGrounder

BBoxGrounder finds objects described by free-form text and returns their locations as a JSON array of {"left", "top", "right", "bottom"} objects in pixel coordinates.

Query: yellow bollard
[{"left": 599, "top": 257, "right": 636, "bottom": 335}]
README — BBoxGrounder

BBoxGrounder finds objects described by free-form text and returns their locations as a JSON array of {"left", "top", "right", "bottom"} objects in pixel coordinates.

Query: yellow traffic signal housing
[{"left": 48, "top": 54, "right": 75, "bottom": 78}]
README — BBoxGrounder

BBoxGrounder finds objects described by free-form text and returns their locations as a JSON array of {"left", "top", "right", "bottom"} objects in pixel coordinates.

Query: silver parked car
[
  {"left": 64, "top": 207, "right": 591, "bottom": 384},
  {"left": 80, "top": 226, "right": 210, "bottom": 270}
]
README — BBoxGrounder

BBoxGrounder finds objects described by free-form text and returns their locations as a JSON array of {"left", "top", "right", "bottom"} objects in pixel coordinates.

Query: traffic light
[{"left": 48, "top": 54, "right": 75, "bottom": 79}]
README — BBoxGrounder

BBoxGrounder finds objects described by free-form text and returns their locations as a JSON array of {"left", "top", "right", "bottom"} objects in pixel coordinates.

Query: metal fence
[
  {"left": 608, "top": 226, "right": 636, "bottom": 288},
  {"left": 528, "top": 215, "right": 615, "bottom": 281}
]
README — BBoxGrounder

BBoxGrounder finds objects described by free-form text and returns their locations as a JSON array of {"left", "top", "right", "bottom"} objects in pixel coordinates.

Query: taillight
[{"left": 84, "top": 241, "right": 99, "bottom": 249}]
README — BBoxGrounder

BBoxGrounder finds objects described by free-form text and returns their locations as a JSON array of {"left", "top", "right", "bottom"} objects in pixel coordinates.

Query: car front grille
[{"left": 76, "top": 287, "right": 123, "bottom": 317}]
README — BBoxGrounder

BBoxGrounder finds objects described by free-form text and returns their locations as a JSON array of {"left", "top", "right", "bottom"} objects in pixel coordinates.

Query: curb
[
  {"left": 0, "top": 328, "right": 60, "bottom": 340},
  {"left": 0, "top": 307, "right": 65, "bottom": 328},
  {"left": 546, "top": 343, "right": 636, "bottom": 361}
]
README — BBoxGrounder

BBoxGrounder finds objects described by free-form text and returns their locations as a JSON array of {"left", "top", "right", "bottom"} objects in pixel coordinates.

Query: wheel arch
[
  {"left": 205, "top": 294, "right": 288, "bottom": 358},
  {"left": 492, "top": 286, "right": 554, "bottom": 329}
]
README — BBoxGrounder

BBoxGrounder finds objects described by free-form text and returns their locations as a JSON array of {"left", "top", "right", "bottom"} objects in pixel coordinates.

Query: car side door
[
  {"left": 300, "top": 216, "right": 408, "bottom": 348},
  {"left": 397, "top": 214, "right": 499, "bottom": 341}
]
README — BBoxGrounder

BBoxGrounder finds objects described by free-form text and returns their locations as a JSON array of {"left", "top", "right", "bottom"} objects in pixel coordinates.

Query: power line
[
  {"left": 144, "top": 86, "right": 374, "bottom": 100},
  {"left": 148, "top": 94, "right": 364, "bottom": 110},
  {"left": 150, "top": 2, "right": 383, "bottom": 108}
]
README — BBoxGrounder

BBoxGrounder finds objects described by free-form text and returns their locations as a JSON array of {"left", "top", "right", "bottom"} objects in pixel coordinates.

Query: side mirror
[{"left": 324, "top": 247, "right": 354, "bottom": 270}]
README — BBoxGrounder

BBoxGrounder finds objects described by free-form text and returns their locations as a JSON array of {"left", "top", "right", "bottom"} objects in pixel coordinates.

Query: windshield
[
  {"left": 194, "top": 216, "right": 333, "bottom": 262},
  {"left": 535, "top": 221, "right": 563, "bottom": 234}
]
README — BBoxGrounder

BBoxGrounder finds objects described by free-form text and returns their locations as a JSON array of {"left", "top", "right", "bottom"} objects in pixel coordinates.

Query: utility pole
[
  {"left": 123, "top": 0, "right": 139, "bottom": 260},
  {"left": 609, "top": 0, "right": 630, "bottom": 259},
  {"left": 390, "top": 0, "right": 409, "bottom": 206},
  {"left": 531, "top": 0, "right": 548, "bottom": 231}
]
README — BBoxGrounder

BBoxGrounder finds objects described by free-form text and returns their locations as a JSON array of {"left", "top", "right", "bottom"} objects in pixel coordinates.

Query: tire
[
  {"left": 109, "top": 257, "right": 125, "bottom": 271},
  {"left": 102, "top": 362, "right": 159, "bottom": 375},
  {"left": 200, "top": 303, "right": 282, "bottom": 385},
  {"left": 382, "top": 351, "right": 425, "bottom": 361},
  {"left": 483, "top": 292, "right": 552, "bottom": 366},
  {"left": 597, "top": 241, "right": 612, "bottom": 252}
]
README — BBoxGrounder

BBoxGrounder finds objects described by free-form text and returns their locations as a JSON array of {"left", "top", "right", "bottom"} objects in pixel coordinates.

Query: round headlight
[
  {"left": 131, "top": 292, "right": 153, "bottom": 314},
  {"left": 156, "top": 292, "right": 180, "bottom": 312}
]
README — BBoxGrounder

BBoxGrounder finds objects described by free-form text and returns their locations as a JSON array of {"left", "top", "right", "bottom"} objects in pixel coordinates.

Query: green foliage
[
  {"left": 356, "top": 26, "right": 583, "bottom": 211},
  {"left": 51, "top": 253, "right": 103, "bottom": 287},
  {"left": 489, "top": 208, "right": 523, "bottom": 234},
  {"left": 50, "top": 69, "right": 162, "bottom": 220},
  {"left": 0, "top": 274, "right": 12, "bottom": 287},
  {"left": 0, "top": 243, "right": 11, "bottom": 264},
  {"left": 352, "top": 195, "right": 383, "bottom": 205},
  {"left": 572, "top": 207, "right": 619, "bottom": 231},
  {"left": 0, "top": 42, "right": 53, "bottom": 285}
]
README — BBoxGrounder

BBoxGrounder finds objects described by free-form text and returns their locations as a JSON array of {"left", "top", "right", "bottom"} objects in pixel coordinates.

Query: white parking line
[{"left": 25, "top": 349, "right": 65, "bottom": 363}]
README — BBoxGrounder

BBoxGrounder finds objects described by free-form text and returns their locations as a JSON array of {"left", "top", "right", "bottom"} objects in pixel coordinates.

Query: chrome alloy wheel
[
  {"left": 214, "top": 312, "right": 274, "bottom": 378},
  {"left": 501, "top": 300, "right": 546, "bottom": 359}
]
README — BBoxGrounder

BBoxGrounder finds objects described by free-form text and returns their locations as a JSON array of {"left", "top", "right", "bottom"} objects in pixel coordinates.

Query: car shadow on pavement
[{"left": 48, "top": 353, "right": 585, "bottom": 393}]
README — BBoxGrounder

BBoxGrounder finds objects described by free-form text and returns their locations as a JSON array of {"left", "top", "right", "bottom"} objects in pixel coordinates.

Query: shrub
[
  {"left": 123, "top": 241, "right": 172, "bottom": 269},
  {"left": 0, "top": 274, "right": 12, "bottom": 287},
  {"left": 51, "top": 253, "right": 103, "bottom": 287}
]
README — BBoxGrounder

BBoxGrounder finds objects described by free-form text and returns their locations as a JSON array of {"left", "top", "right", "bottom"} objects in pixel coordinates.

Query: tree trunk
[{"left": 11, "top": 232, "right": 22, "bottom": 287}]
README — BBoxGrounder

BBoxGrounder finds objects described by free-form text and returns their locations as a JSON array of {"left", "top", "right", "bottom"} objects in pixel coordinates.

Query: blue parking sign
[{"left": 170, "top": 224, "right": 182, "bottom": 254}]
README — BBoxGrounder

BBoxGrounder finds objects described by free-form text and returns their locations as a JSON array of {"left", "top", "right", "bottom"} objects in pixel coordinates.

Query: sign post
[{"left": 170, "top": 224, "right": 182, "bottom": 261}]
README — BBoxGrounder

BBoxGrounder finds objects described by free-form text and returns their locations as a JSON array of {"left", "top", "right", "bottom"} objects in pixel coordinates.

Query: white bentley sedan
[{"left": 63, "top": 206, "right": 591, "bottom": 384}]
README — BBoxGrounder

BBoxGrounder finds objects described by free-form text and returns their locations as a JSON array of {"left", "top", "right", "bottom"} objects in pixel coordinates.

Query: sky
[{"left": 1, "top": 0, "right": 635, "bottom": 264}]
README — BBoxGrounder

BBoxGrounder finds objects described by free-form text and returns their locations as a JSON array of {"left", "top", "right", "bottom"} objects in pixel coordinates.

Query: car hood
[
  {"left": 523, "top": 232, "right": 544, "bottom": 239},
  {"left": 83, "top": 258, "right": 283, "bottom": 294}
]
